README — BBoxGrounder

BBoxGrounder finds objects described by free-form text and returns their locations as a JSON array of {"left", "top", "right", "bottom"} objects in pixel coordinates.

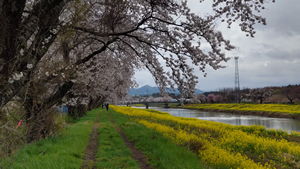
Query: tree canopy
[{"left": 0, "top": 0, "right": 274, "bottom": 140}]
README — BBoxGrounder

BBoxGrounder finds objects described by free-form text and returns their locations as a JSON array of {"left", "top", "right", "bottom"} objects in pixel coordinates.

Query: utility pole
[{"left": 234, "top": 57, "right": 240, "bottom": 103}]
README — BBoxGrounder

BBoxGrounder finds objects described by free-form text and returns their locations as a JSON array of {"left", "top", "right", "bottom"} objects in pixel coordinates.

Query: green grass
[
  {"left": 96, "top": 109, "right": 139, "bottom": 169},
  {"left": 0, "top": 108, "right": 100, "bottom": 169},
  {"left": 1, "top": 107, "right": 208, "bottom": 169},
  {"left": 109, "top": 109, "right": 207, "bottom": 169},
  {"left": 131, "top": 104, "right": 145, "bottom": 107}
]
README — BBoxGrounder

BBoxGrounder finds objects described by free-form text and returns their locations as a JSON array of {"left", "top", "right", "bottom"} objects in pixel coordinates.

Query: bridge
[{"left": 125, "top": 101, "right": 180, "bottom": 109}]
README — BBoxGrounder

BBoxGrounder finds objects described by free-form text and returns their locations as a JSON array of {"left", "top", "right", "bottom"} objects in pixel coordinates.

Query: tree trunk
[
  {"left": 67, "top": 105, "right": 77, "bottom": 119},
  {"left": 24, "top": 98, "right": 45, "bottom": 143},
  {"left": 286, "top": 94, "right": 294, "bottom": 103},
  {"left": 24, "top": 81, "right": 74, "bottom": 142},
  {"left": 0, "top": 0, "right": 67, "bottom": 109}
]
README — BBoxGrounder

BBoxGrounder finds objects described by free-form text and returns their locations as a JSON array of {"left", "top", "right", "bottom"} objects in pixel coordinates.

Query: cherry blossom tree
[
  {"left": 145, "top": 96, "right": 154, "bottom": 102},
  {"left": 0, "top": 0, "right": 275, "bottom": 107},
  {"left": 249, "top": 88, "right": 273, "bottom": 104},
  {"left": 162, "top": 92, "right": 173, "bottom": 103},
  {"left": 43, "top": 46, "right": 138, "bottom": 118},
  {"left": 195, "top": 94, "right": 207, "bottom": 103},
  {"left": 213, "top": 95, "right": 223, "bottom": 103},
  {"left": 0, "top": 0, "right": 275, "bottom": 141},
  {"left": 207, "top": 94, "right": 215, "bottom": 103}
]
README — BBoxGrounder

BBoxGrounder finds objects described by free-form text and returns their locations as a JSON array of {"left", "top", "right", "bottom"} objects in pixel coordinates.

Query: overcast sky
[{"left": 134, "top": 0, "right": 300, "bottom": 92}]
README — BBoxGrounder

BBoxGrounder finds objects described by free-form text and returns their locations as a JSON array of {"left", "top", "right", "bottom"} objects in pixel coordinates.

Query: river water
[{"left": 133, "top": 106, "right": 300, "bottom": 132}]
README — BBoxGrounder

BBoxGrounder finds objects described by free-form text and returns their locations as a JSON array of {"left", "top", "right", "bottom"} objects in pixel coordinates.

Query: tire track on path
[
  {"left": 80, "top": 112, "right": 100, "bottom": 169},
  {"left": 106, "top": 111, "right": 152, "bottom": 169}
]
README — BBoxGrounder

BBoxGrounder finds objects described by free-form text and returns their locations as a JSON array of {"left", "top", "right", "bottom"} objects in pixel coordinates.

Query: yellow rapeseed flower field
[
  {"left": 112, "top": 106, "right": 300, "bottom": 169},
  {"left": 180, "top": 103, "right": 300, "bottom": 116}
]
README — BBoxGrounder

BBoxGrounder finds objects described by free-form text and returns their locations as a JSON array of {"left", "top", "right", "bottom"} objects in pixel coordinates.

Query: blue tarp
[{"left": 56, "top": 105, "right": 68, "bottom": 113}]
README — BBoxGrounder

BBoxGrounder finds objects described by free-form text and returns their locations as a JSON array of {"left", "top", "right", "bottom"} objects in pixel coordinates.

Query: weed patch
[{"left": 0, "top": 108, "right": 100, "bottom": 169}]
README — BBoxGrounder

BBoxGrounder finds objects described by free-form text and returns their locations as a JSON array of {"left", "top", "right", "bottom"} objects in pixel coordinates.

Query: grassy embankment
[
  {"left": 5, "top": 104, "right": 300, "bottom": 168},
  {"left": 112, "top": 106, "right": 300, "bottom": 169},
  {"left": 1, "top": 107, "right": 207, "bottom": 169},
  {"left": 178, "top": 103, "right": 300, "bottom": 119},
  {"left": 105, "top": 108, "right": 206, "bottom": 169},
  {"left": 0, "top": 108, "right": 101, "bottom": 169}
]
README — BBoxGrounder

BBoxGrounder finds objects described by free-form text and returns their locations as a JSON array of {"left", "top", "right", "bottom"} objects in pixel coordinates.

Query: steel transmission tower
[{"left": 234, "top": 57, "right": 240, "bottom": 103}]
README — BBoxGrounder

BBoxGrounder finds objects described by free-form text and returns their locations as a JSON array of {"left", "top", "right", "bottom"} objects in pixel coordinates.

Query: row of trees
[
  {"left": 272, "top": 85, "right": 300, "bottom": 103},
  {"left": 0, "top": 0, "right": 273, "bottom": 142},
  {"left": 247, "top": 85, "right": 300, "bottom": 104},
  {"left": 126, "top": 84, "right": 300, "bottom": 105},
  {"left": 136, "top": 92, "right": 180, "bottom": 98},
  {"left": 194, "top": 85, "right": 300, "bottom": 104}
]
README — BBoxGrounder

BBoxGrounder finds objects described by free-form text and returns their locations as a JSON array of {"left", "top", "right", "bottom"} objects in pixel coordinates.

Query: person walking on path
[{"left": 105, "top": 103, "right": 109, "bottom": 112}]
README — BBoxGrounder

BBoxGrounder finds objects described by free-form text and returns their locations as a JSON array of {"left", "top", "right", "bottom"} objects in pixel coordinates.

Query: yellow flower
[{"left": 111, "top": 105, "right": 300, "bottom": 169}]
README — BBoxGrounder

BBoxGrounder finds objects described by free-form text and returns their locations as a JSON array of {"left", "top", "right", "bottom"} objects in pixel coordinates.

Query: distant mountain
[{"left": 128, "top": 85, "right": 204, "bottom": 95}]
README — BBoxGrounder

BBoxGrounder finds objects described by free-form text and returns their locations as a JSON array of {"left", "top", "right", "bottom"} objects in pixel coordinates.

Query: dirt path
[
  {"left": 80, "top": 113, "right": 100, "bottom": 169},
  {"left": 106, "top": 111, "right": 152, "bottom": 169}
]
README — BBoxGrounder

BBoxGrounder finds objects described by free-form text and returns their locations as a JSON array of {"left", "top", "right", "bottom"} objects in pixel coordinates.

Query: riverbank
[
  {"left": 0, "top": 108, "right": 206, "bottom": 169},
  {"left": 176, "top": 103, "right": 300, "bottom": 120},
  {"left": 112, "top": 106, "right": 300, "bottom": 168},
  {"left": 4, "top": 105, "right": 300, "bottom": 168}
]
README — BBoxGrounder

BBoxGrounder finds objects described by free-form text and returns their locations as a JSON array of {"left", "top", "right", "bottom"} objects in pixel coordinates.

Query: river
[{"left": 133, "top": 106, "right": 300, "bottom": 132}]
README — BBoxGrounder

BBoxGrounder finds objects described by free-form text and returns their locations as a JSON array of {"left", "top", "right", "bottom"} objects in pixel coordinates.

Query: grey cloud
[
  {"left": 260, "top": 0, "right": 300, "bottom": 35},
  {"left": 134, "top": 0, "right": 300, "bottom": 91}
]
